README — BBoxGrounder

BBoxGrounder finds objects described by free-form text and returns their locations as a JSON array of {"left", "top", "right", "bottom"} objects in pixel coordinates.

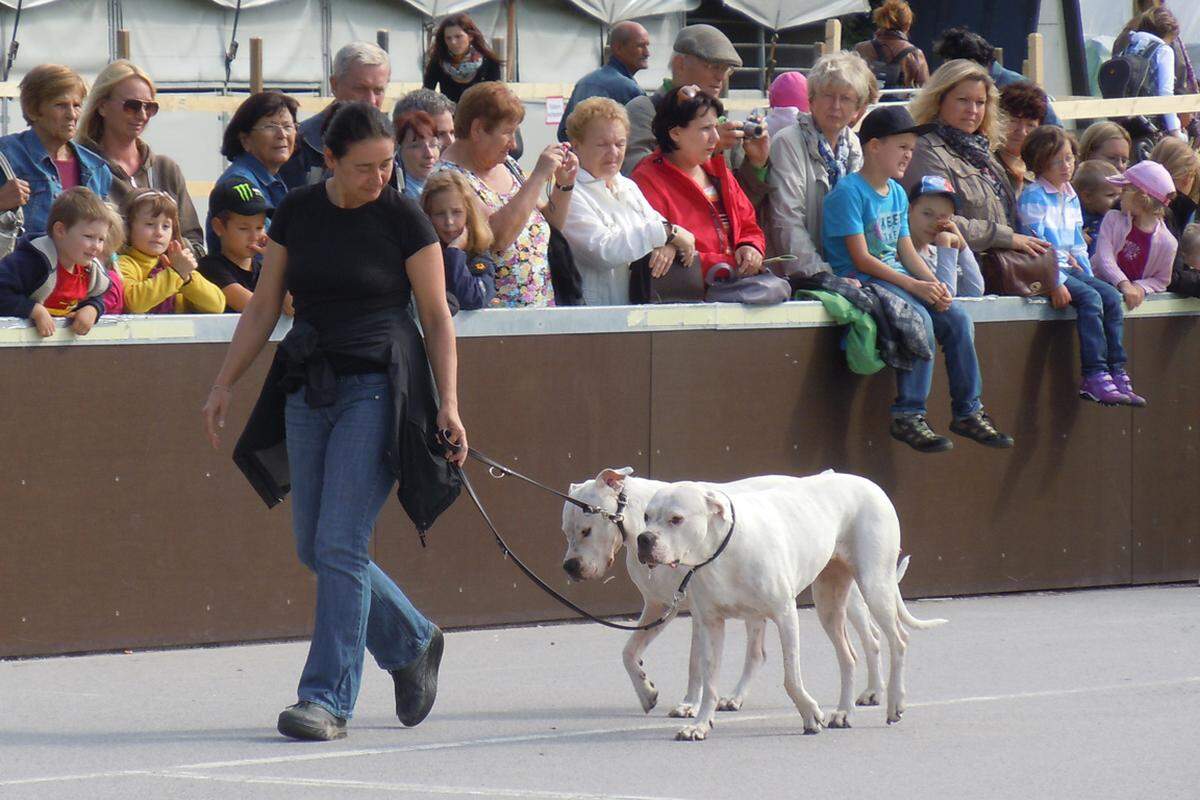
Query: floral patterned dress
[{"left": 435, "top": 157, "right": 555, "bottom": 307}]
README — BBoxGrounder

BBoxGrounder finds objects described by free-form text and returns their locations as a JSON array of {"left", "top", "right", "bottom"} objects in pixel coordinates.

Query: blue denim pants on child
[
  {"left": 875, "top": 281, "right": 983, "bottom": 419},
  {"left": 285, "top": 373, "right": 435, "bottom": 720},
  {"left": 1062, "top": 272, "right": 1126, "bottom": 375}
]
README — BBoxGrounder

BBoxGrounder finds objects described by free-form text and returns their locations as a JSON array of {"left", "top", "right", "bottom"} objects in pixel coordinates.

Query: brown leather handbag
[
  {"left": 978, "top": 248, "right": 1059, "bottom": 297},
  {"left": 629, "top": 252, "right": 706, "bottom": 304}
]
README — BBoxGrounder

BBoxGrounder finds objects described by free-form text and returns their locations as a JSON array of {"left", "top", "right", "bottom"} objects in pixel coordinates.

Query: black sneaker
[
  {"left": 889, "top": 414, "right": 953, "bottom": 453},
  {"left": 949, "top": 411, "right": 1014, "bottom": 449},
  {"left": 391, "top": 627, "right": 444, "bottom": 727},
  {"left": 277, "top": 701, "right": 347, "bottom": 741}
]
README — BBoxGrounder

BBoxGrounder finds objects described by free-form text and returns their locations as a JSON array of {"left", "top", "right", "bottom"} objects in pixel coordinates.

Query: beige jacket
[
  {"left": 902, "top": 130, "right": 1017, "bottom": 253},
  {"left": 765, "top": 113, "right": 862, "bottom": 277}
]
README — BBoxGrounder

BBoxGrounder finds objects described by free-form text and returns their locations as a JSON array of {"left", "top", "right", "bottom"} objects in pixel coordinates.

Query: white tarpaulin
[
  {"left": 562, "top": 0, "right": 698, "bottom": 25},
  {"left": 391, "top": 0, "right": 492, "bottom": 16},
  {"left": 722, "top": 0, "right": 867, "bottom": 31},
  {"left": 1078, "top": 0, "right": 1200, "bottom": 44}
]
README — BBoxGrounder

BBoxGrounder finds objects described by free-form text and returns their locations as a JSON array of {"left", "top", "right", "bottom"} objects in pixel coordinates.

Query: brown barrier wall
[{"left": 1, "top": 316, "right": 1197, "bottom": 658}]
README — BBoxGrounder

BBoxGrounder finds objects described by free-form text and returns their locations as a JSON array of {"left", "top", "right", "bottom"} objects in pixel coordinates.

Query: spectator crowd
[{"left": 1, "top": 1, "right": 1199, "bottom": 451}]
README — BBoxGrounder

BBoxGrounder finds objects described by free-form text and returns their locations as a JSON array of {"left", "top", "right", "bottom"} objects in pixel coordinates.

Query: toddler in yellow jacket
[{"left": 117, "top": 188, "right": 225, "bottom": 313}]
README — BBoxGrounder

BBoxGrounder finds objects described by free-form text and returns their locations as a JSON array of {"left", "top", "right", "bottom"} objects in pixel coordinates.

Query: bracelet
[
  {"left": 211, "top": 384, "right": 233, "bottom": 394},
  {"left": 554, "top": 183, "right": 574, "bottom": 192}
]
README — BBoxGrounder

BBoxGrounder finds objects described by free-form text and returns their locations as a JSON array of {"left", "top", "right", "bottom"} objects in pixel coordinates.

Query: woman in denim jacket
[{"left": 0, "top": 64, "right": 112, "bottom": 237}]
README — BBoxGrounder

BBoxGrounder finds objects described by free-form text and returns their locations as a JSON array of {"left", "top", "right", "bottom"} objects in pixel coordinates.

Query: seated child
[
  {"left": 906, "top": 175, "right": 983, "bottom": 297},
  {"left": 99, "top": 202, "right": 126, "bottom": 315},
  {"left": 1016, "top": 126, "right": 1146, "bottom": 407},
  {"left": 420, "top": 171, "right": 497, "bottom": 311},
  {"left": 118, "top": 188, "right": 225, "bottom": 314},
  {"left": 1173, "top": 222, "right": 1200, "bottom": 297},
  {"left": 198, "top": 178, "right": 268, "bottom": 312},
  {"left": 1091, "top": 160, "right": 1178, "bottom": 310},
  {"left": 765, "top": 71, "right": 809, "bottom": 139},
  {"left": 822, "top": 106, "right": 1013, "bottom": 453},
  {"left": 0, "top": 186, "right": 112, "bottom": 336},
  {"left": 1071, "top": 159, "right": 1121, "bottom": 255}
]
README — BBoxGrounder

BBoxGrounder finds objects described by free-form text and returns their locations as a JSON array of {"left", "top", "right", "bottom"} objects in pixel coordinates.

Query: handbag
[
  {"left": 629, "top": 252, "right": 706, "bottom": 304},
  {"left": 0, "top": 151, "right": 24, "bottom": 258},
  {"left": 978, "top": 247, "right": 1059, "bottom": 297},
  {"left": 703, "top": 266, "right": 792, "bottom": 305}
]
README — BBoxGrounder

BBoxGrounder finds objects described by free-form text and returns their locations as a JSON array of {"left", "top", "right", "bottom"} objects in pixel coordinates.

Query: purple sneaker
[
  {"left": 1111, "top": 370, "right": 1147, "bottom": 407},
  {"left": 1079, "top": 371, "right": 1129, "bottom": 406}
]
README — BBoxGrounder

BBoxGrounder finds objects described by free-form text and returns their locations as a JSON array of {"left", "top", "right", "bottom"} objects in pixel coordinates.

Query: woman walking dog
[{"left": 202, "top": 102, "right": 467, "bottom": 741}]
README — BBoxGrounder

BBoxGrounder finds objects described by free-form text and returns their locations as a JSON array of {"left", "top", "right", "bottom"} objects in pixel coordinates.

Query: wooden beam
[
  {"left": 505, "top": 0, "right": 517, "bottom": 81},
  {"left": 116, "top": 29, "right": 131, "bottom": 61},
  {"left": 1025, "top": 32, "right": 1044, "bottom": 86},
  {"left": 249, "top": 37, "right": 263, "bottom": 94},
  {"left": 824, "top": 19, "right": 842, "bottom": 55}
]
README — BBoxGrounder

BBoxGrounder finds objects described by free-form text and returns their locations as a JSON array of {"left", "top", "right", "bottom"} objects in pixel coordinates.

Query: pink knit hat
[
  {"left": 769, "top": 71, "right": 809, "bottom": 113},
  {"left": 1106, "top": 160, "right": 1177, "bottom": 205}
]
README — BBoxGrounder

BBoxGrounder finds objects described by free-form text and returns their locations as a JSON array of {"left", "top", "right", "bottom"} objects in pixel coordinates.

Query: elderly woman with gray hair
[
  {"left": 280, "top": 41, "right": 392, "bottom": 188},
  {"left": 766, "top": 52, "right": 875, "bottom": 277}
]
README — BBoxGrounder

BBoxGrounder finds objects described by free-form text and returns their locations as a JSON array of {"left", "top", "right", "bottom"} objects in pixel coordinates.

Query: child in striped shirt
[{"left": 1015, "top": 126, "right": 1145, "bottom": 407}]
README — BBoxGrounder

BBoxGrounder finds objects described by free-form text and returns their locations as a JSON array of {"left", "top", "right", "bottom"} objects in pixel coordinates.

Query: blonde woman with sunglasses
[{"left": 78, "top": 60, "right": 205, "bottom": 257}]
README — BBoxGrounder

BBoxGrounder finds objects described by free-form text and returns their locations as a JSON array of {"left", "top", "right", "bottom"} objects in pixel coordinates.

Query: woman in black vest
[{"left": 202, "top": 102, "right": 466, "bottom": 741}]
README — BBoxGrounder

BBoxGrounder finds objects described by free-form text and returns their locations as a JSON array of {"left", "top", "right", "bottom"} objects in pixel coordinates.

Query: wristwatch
[{"left": 663, "top": 221, "right": 677, "bottom": 245}]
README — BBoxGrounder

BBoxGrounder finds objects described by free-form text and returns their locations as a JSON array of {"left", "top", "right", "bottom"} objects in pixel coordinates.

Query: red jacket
[{"left": 632, "top": 149, "right": 766, "bottom": 281}]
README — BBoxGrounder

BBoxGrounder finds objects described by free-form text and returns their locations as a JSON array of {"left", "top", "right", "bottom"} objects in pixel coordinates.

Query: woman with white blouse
[{"left": 562, "top": 97, "right": 695, "bottom": 305}]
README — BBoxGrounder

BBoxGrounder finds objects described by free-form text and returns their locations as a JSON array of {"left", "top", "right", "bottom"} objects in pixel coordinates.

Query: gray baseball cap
[{"left": 674, "top": 24, "right": 742, "bottom": 68}]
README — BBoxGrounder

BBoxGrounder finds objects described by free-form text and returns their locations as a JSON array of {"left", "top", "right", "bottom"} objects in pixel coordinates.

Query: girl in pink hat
[
  {"left": 1090, "top": 160, "right": 1178, "bottom": 313},
  {"left": 765, "top": 72, "right": 809, "bottom": 139}
]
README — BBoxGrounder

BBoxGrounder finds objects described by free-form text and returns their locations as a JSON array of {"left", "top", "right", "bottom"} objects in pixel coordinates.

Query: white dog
[
  {"left": 637, "top": 471, "right": 946, "bottom": 741},
  {"left": 561, "top": 468, "right": 894, "bottom": 718}
]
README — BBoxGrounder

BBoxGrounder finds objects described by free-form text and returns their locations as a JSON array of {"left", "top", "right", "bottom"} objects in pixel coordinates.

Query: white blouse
[{"left": 562, "top": 166, "right": 668, "bottom": 305}]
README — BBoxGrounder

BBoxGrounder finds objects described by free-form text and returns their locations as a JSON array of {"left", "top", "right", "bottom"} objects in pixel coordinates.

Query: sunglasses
[{"left": 121, "top": 99, "right": 160, "bottom": 117}]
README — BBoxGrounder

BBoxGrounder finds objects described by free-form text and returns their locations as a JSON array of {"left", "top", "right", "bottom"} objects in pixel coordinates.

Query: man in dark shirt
[{"left": 557, "top": 21, "right": 650, "bottom": 142}]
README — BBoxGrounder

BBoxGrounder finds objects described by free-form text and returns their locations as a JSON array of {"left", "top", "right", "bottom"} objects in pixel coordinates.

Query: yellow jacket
[{"left": 117, "top": 246, "right": 226, "bottom": 314}]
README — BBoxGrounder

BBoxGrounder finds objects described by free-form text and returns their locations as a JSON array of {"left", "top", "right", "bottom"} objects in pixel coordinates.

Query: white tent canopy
[
  {"left": 562, "top": 0, "right": 698, "bottom": 25},
  {"left": 721, "top": 0, "right": 867, "bottom": 32}
]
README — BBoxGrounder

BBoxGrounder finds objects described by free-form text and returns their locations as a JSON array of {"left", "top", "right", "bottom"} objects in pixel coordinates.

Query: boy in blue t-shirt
[{"left": 822, "top": 106, "right": 1012, "bottom": 453}]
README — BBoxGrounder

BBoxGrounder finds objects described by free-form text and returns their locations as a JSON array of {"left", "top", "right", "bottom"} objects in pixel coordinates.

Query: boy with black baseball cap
[
  {"left": 198, "top": 177, "right": 269, "bottom": 313},
  {"left": 822, "top": 106, "right": 1012, "bottom": 453}
]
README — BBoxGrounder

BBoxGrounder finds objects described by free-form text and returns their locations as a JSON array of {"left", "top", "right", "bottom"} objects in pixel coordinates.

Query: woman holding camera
[
  {"left": 561, "top": 97, "right": 696, "bottom": 305},
  {"left": 436, "top": 82, "right": 576, "bottom": 307}
]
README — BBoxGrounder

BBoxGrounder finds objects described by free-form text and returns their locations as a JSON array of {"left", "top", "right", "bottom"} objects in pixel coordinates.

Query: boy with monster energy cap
[{"left": 199, "top": 178, "right": 270, "bottom": 312}]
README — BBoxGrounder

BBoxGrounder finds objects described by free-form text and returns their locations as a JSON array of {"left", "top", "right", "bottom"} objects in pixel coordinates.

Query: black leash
[{"left": 442, "top": 435, "right": 736, "bottom": 632}]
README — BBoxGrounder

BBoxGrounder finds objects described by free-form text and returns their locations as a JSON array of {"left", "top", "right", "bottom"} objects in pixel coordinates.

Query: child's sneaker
[
  {"left": 949, "top": 411, "right": 1014, "bottom": 448},
  {"left": 1078, "top": 371, "right": 1128, "bottom": 406},
  {"left": 1111, "top": 369, "right": 1147, "bottom": 407},
  {"left": 889, "top": 414, "right": 953, "bottom": 453}
]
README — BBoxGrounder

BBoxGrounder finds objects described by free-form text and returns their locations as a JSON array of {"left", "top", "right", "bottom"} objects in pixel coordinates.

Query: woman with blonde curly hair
[
  {"left": 904, "top": 59, "right": 1050, "bottom": 257},
  {"left": 77, "top": 60, "right": 204, "bottom": 256}
]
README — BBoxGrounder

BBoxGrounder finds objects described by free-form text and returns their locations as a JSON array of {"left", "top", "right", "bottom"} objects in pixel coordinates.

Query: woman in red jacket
[{"left": 632, "top": 87, "right": 766, "bottom": 289}]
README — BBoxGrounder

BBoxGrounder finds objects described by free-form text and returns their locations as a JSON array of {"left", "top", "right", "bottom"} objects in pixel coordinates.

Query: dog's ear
[
  {"left": 596, "top": 467, "right": 633, "bottom": 490},
  {"left": 703, "top": 490, "right": 727, "bottom": 520}
]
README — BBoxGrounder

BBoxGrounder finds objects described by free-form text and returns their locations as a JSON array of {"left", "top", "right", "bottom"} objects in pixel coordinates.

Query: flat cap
[{"left": 673, "top": 24, "right": 742, "bottom": 68}]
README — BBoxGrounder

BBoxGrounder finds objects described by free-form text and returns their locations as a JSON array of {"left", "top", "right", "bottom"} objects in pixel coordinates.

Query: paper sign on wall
[{"left": 545, "top": 96, "right": 565, "bottom": 126}]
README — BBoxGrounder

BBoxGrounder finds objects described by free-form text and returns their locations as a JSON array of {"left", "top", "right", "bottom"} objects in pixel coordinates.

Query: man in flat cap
[{"left": 621, "top": 24, "right": 770, "bottom": 207}]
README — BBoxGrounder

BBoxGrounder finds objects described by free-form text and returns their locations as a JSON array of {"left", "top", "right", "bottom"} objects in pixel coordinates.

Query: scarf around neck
[
  {"left": 443, "top": 47, "right": 483, "bottom": 82},
  {"left": 936, "top": 122, "right": 1006, "bottom": 198},
  {"left": 816, "top": 126, "right": 852, "bottom": 189}
]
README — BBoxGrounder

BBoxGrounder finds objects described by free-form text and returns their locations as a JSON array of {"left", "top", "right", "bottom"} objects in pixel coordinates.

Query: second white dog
[{"left": 637, "top": 471, "right": 946, "bottom": 740}]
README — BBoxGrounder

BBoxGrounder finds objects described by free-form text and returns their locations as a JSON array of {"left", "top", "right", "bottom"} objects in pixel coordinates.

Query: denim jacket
[
  {"left": 0, "top": 128, "right": 112, "bottom": 236},
  {"left": 205, "top": 153, "right": 289, "bottom": 253}
]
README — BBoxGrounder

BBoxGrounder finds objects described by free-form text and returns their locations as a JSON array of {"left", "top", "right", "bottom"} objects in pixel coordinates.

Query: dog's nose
[
  {"left": 563, "top": 557, "right": 582, "bottom": 578},
  {"left": 637, "top": 533, "right": 653, "bottom": 551}
]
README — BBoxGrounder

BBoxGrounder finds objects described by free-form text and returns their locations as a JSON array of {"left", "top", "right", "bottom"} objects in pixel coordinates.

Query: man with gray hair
[
  {"left": 556, "top": 20, "right": 650, "bottom": 142},
  {"left": 280, "top": 41, "right": 392, "bottom": 188},
  {"left": 393, "top": 88, "right": 456, "bottom": 151},
  {"left": 621, "top": 24, "right": 770, "bottom": 208}
]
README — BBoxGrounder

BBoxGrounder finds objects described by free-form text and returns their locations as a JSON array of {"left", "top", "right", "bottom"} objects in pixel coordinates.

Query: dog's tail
[{"left": 894, "top": 556, "right": 948, "bottom": 630}]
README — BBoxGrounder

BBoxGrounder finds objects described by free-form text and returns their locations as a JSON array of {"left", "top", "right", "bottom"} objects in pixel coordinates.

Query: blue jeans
[
  {"left": 285, "top": 373, "right": 435, "bottom": 720},
  {"left": 1063, "top": 272, "right": 1127, "bottom": 376},
  {"left": 876, "top": 281, "right": 983, "bottom": 419}
]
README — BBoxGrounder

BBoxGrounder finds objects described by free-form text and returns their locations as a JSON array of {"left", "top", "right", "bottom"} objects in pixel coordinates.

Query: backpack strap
[{"left": 889, "top": 45, "right": 918, "bottom": 66}]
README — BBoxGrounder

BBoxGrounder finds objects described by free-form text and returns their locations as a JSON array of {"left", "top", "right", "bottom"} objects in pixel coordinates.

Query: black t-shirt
[
  {"left": 268, "top": 182, "right": 439, "bottom": 321},
  {"left": 198, "top": 253, "right": 261, "bottom": 309}
]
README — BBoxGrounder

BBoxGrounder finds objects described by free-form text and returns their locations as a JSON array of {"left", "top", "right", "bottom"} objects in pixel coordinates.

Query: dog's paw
[
  {"left": 801, "top": 710, "right": 825, "bottom": 734},
  {"left": 826, "top": 710, "right": 851, "bottom": 729},
  {"left": 668, "top": 703, "right": 697, "bottom": 718},
  {"left": 636, "top": 682, "right": 659, "bottom": 714},
  {"left": 886, "top": 705, "right": 904, "bottom": 725},
  {"left": 855, "top": 689, "right": 881, "bottom": 707},
  {"left": 674, "top": 723, "right": 710, "bottom": 741},
  {"left": 716, "top": 696, "right": 743, "bottom": 712}
]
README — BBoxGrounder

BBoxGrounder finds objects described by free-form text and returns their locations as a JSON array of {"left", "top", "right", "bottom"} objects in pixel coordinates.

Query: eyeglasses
[
  {"left": 253, "top": 123, "right": 297, "bottom": 136},
  {"left": 121, "top": 99, "right": 160, "bottom": 117}
]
